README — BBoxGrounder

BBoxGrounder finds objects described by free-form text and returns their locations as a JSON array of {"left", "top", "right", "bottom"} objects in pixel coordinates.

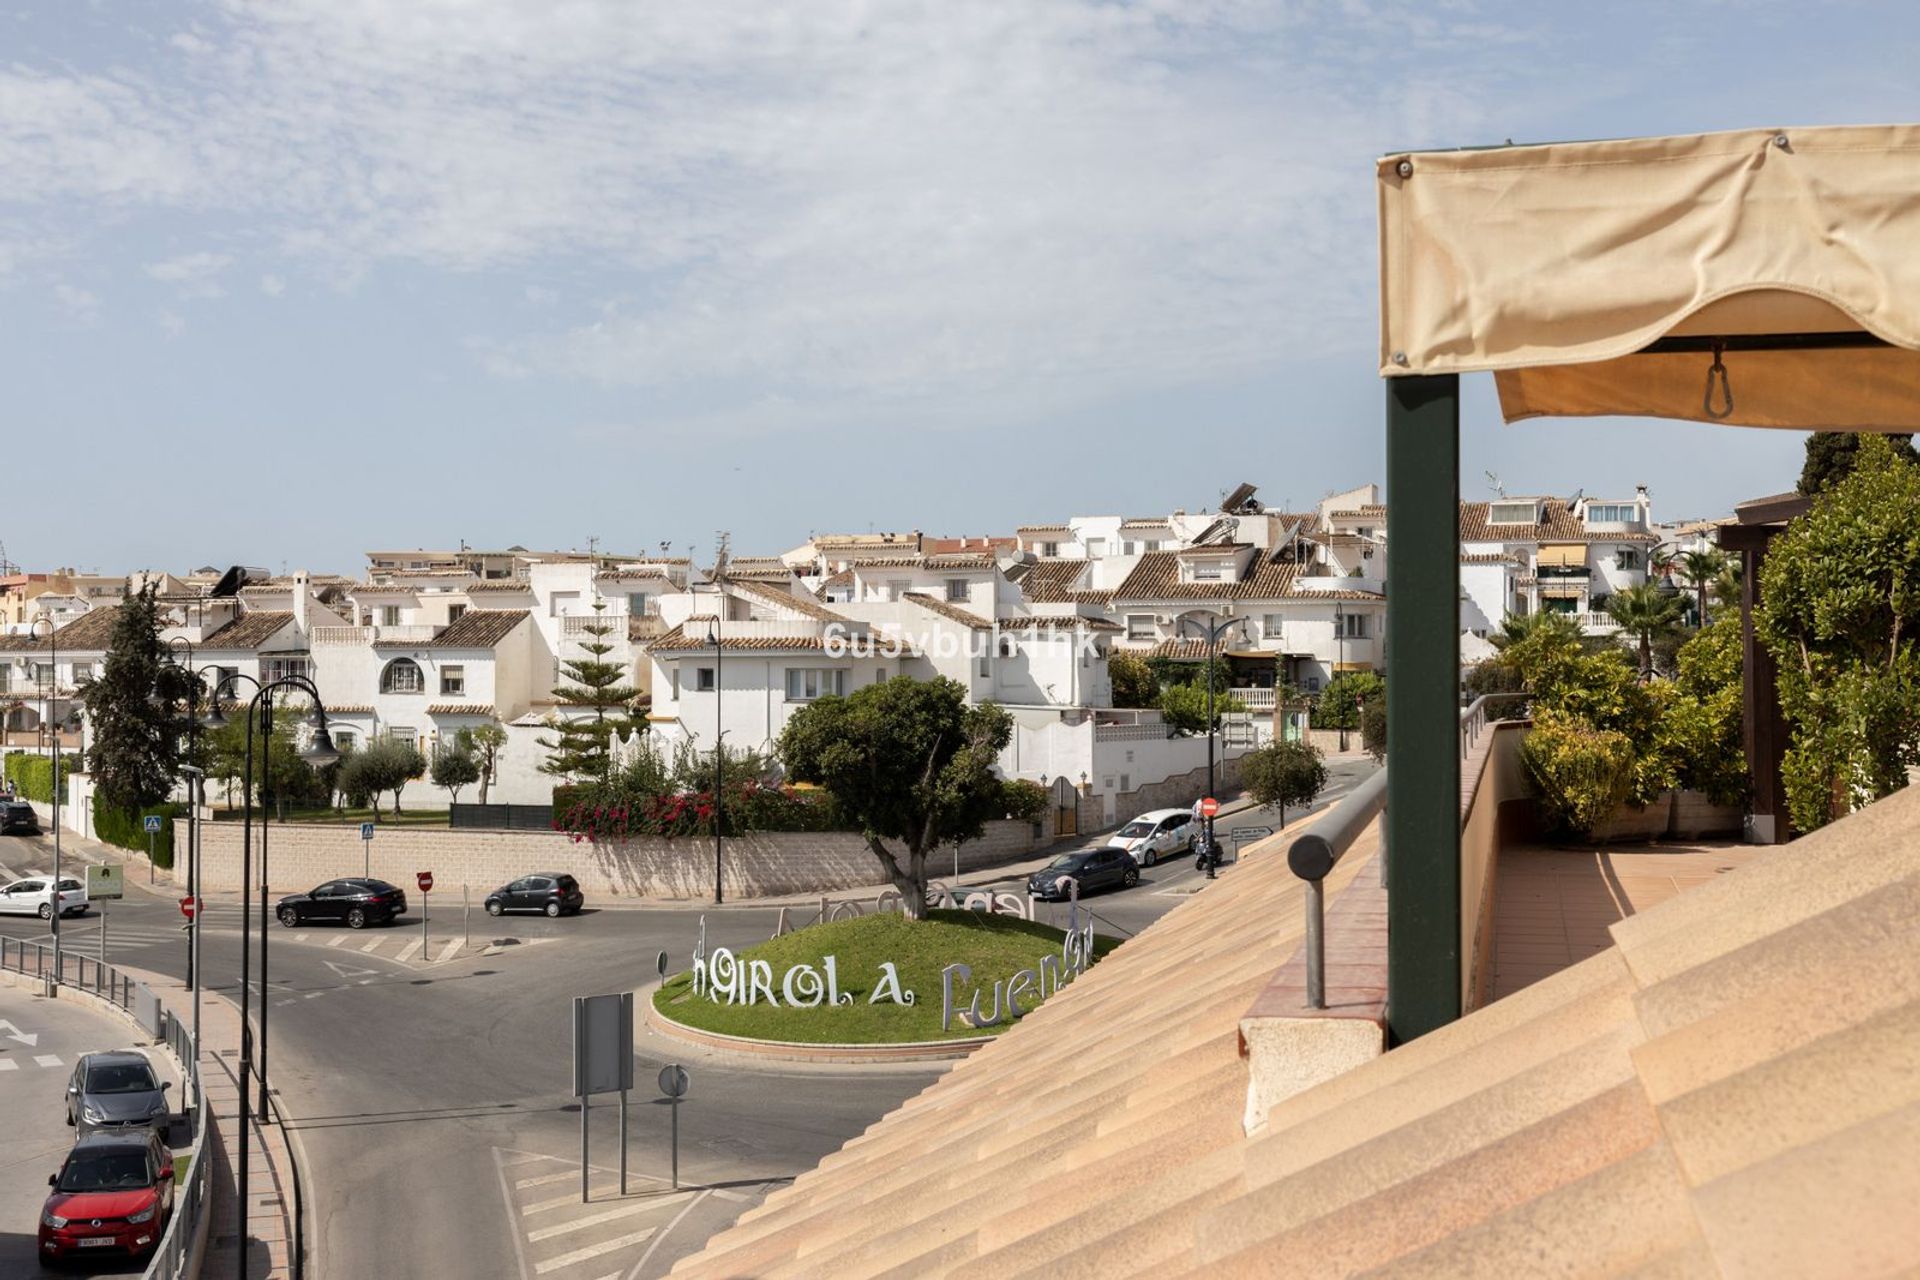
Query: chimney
[{"left": 293, "top": 569, "right": 310, "bottom": 636}]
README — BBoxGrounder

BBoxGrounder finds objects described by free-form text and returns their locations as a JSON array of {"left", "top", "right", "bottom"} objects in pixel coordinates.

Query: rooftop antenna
[
  {"left": 712, "top": 530, "right": 732, "bottom": 580},
  {"left": 1484, "top": 471, "right": 1506, "bottom": 497},
  {"left": 587, "top": 534, "right": 600, "bottom": 559}
]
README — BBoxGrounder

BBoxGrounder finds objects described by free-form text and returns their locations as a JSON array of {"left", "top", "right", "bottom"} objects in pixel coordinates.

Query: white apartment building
[{"left": 1457, "top": 489, "right": 1658, "bottom": 637}]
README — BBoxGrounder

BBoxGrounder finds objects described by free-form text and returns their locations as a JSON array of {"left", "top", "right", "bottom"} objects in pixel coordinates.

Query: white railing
[
  {"left": 562, "top": 613, "right": 627, "bottom": 636},
  {"left": 699, "top": 619, "right": 831, "bottom": 641},
  {"left": 374, "top": 624, "right": 440, "bottom": 643},
  {"left": 1233, "top": 688, "right": 1279, "bottom": 712},
  {"left": 1094, "top": 723, "right": 1172, "bottom": 742},
  {"left": 310, "top": 626, "right": 372, "bottom": 646},
  {"left": 1577, "top": 612, "right": 1620, "bottom": 631}
]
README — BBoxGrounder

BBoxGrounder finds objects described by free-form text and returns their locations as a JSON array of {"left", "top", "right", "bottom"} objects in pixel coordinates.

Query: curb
[{"left": 642, "top": 986, "right": 990, "bottom": 1065}]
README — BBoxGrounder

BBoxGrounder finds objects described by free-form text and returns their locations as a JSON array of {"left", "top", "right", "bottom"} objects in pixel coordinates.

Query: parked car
[
  {"left": 275, "top": 878, "right": 408, "bottom": 929},
  {"left": 0, "top": 875, "right": 88, "bottom": 918},
  {"left": 1, "top": 799, "right": 40, "bottom": 834},
  {"left": 66, "top": 1050, "right": 172, "bottom": 1135},
  {"left": 484, "top": 873, "right": 585, "bottom": 918},
  {"left": 1104, "top": 808, "right": 1197, "bottom": 867},
  {"left": 37, "top": 1129, "right": 175, "bottom": 1263},
  {"left": 1027, "top": 848, "right": 1139, "bottom": 900}
]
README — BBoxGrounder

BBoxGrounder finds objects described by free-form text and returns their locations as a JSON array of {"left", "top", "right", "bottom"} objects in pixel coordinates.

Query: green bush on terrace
[{"left": 653, "top": 909, "right": 1121, "bottom": 1044}]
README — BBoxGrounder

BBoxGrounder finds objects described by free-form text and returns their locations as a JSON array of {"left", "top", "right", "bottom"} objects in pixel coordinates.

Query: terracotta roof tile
[
  {"left": 1015, "top": 523, "right": 1071, "bottom": 535},
  {"left": 463, "top": 581, "right": 533, "bottom": 592},
  {"left": 1113, "top": 550, "right": 1299, "bottom": 602},
  {"left": 0, "top": 607, "right": 122, "bottom": 652},
  {"left": 1146, "top": 637, "right": 1224, "bottom": 661},
  {"left": 1018, "top": 560, "right": 1090, "bottom": 604},
  {"left": 426, "top": 703, "right": 496, "bottom": 717},
  {"left": 414, "top": 609, "right": 529, "bottom": 649},
  {"left": 1461, "top": 500, "right": 1660, "bottom": 544},
  {"left": 646, "top": 624, "right": 906, "bottom": 656},
  {"left": 923, "top": 552, "right": 998, "bottom": 570},
  {"left": 903, "top": 593, "right": 992, "bottom": 629},
  {"left": 729, "top": 578, "right": 850, "bottom": 623},
  {"left": 200, "top": 611, "right": 296, "bottom": 651}
]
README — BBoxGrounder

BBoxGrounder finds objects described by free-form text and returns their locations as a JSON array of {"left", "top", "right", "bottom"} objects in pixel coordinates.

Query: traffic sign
[
  {"left": 416, "top": 871, "right": 433, "bottom": 893},
  {"left": 1199, "top": 796, "right": 1220, "bottom": 818},
  {"left": 657, "top": 1064, "right": 690, "bottom": 1098},
  {"left": 360, "top": 822, "right": 376, "bottom": 840},
  {"left": 179, "top": 896, "right": 198, "bottom": 920},
  {"left": 143, "top": 815, "right": 163, "bottom": 834},
  {"left": 86, "top": 865, "right": 124, "bottom": 901}
]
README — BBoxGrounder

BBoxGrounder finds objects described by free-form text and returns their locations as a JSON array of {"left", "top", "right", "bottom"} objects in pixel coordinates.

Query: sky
[{"left": 3, "top": 1, "right": 1915, "bottom": 576}]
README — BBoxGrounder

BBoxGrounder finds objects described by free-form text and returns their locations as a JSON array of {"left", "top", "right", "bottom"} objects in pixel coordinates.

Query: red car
[{"left": 39, "top": 1129, "right": 175, "bottom": 1262}]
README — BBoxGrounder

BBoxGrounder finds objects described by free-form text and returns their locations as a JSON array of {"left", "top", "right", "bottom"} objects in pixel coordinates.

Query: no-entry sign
[
  {"left": 179, "top": 896, "right": 198, "bottom": 920},
  {"left": 416, "top": 871, "right": 434, "bottom": 893},
  {"left": 1199, "top": 796, "right": 1220, "bottom": 818}
]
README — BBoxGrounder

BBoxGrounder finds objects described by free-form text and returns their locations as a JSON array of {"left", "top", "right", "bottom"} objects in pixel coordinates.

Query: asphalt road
[
  {"left": 0, "top": 755, "right": 1377, "bottom": 1279},
  {"left": 0, "top": 982, "right": 184, "bottom": 1278}
]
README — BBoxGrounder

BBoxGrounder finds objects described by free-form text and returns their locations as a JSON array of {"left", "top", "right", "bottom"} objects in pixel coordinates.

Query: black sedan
[
  {"left": 276, "top": 878, "right": 408, "bottom": 929},
  {"left": 1027, "top": 848, "right": 1138, "bottom": 901},
  {"left": 484, "top": 873, "right": 584, "bottom": 918},
  {"left": 1, "top": 799, "right": 39, "bottom": 835}
]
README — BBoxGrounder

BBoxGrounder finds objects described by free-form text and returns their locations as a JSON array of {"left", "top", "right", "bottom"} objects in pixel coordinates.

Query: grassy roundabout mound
[{"left": 653, "top": 909, "right": 1121, "bottom": 1044}]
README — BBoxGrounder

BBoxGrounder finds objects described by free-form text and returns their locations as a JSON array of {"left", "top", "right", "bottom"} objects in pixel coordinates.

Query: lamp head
[{"left": 301, "top": 725, "right": 340, "bottom": 768}]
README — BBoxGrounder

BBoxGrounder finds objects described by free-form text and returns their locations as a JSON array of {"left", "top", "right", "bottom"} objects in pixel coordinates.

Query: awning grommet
[
  {"left": 1396, "top": 159, "right": 1412, "bottom": 178},
  {"left": 1392, "top": 351, "right": 1409, "bottom": 367},
  {"left": 1773, "top": 133, "right": 1791, "bottom": 150},
  {"left": 1703, "top": 342, "right": 1735, "bottom": 419}
]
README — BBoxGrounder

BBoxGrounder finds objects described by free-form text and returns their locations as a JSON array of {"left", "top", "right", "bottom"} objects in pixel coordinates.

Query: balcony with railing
[{"left": 312, "top": 624, "right": 442, "bottom": 645}]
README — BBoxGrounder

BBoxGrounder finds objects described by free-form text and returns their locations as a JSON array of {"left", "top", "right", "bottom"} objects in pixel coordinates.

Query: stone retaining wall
[{"left": 169, "top": 815, "right": 1053, "bottom": 900}]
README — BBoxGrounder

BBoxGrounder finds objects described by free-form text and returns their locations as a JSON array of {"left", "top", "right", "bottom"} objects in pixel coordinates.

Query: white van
[{"left": 1104, "top": 809, "right": 1198, "bottom": 868}]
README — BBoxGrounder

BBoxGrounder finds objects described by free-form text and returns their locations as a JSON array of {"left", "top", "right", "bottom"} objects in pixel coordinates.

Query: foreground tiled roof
[
  {"left": 422, "top": 609, "right": 530, "bottom": 649},
  {"left": 675, "top": 778, "right": 1920, "bottom": 1279},
  {"left": 1145, "top": 637, "right": 1223, "bottom": 661},
  {"left": 646, "top": 624, "right": 904, "bottom": 656},
  {"left": 0, "top": 607, "right": 122, "bottom": 652},
  {"left": 200, "top": 611, "right": 296, "bottom": 651},
  {"left": 462, "top": 580, "right": 533, "bottom": 592},
  {"left": 426, "top": 703, "right": 495, "bottom": 717}
]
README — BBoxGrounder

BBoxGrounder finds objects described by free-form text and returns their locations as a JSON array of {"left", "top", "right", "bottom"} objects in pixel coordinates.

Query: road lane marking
[
  {"left": 34, "top": 1054, "right": 63, "bottom": 1068},
  {"left": 525, "top": 1202, "right": 657, "bottom": 1243},
  {"left": 436, "top": 940, "right": 462, "bottom": 962},
  {"left": 394, "top": 940, "right": 423, "bottom": 964},
  {"left": 0, "top": 1059, "right": 17, "bottom": 1071},
  {"left": 327, "top": 937, "right": 346, "bottom": 948},
  {"left": 516, "top": 1170, "right": 578, "bottom": 1189},
  {"left": 359, "top": 939, "right": 382, "bottom": 952},
  {"left": 629, "top": 1190, "right": 714, "bottom": 1277},
  {"left": 295, "top": 934, "right": 310, "bottom": 942},
  {"left": 523, "top": 1188, "right": 692, "bottom": 1217},
  {"left": 532, "top": 1229, "right": 656, "bottom": 1274}
]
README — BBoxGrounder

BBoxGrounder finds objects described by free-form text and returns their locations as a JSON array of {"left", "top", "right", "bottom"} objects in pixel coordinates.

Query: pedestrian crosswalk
[
  {"left": 0, "top": 1052, "right": 63, "bottom": 1071},
  {"left": 491, "top": 1147, "right": 752, "bottom": 1279}
]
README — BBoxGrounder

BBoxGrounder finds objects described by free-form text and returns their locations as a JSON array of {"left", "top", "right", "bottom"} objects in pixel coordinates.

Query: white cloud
[
  {"left": 145, "top": 251, "right": 232, "bottom": 297},
  {"left": 53, "top": 282, "right": 100, "bottom": 323},
  {"left": 260, "top": 273, "right": 286, "bottom": 297}
]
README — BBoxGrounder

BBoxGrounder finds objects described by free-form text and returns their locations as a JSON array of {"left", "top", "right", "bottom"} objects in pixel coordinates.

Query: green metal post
[{"left": 1386, "top": 373, "right": 1461, "bottom": 1044}]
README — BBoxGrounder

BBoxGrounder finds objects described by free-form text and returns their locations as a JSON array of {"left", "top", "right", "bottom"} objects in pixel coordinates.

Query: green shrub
[
  {"left": 999, "top": 778, "right": 1048, "bottom": 822},
  {"left": 92, "top": 798, "right": 181, "bottom": 868},
  {"left": 1241, "top": 739, "right": 1328, "bottom": 813},
  {"left": 1519, "top": 709, "right": 1635, "bottom": 836},
  {"left": 4, "top": 751, "right": 75, "bottom": 804},
  {"left": 1311, "top": 671, "right": 1384, "bottom": 730},
  {"left": 1158, "top": 682, "right": 1245, "bottom": 736},
  {"left": 1360, "top": 697, "right": 1387, "bottom": 763}
]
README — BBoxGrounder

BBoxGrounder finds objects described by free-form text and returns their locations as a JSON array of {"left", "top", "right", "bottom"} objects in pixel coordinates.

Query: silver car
[{"left": 66, "top": 1051, "right": 171, "bottom": 1134}]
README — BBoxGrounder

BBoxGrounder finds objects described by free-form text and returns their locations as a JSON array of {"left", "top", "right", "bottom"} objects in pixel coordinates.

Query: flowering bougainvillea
[{"left": 555, "top": 780, "right": 844, "bottom": 843}]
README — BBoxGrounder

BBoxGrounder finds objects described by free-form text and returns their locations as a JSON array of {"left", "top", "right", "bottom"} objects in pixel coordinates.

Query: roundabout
[{"left": 648, "top": 909, "right": 1121, "bottom": 1063}]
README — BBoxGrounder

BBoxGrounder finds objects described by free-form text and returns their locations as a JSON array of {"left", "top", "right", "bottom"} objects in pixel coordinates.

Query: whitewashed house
[{"left": 1457, "top": 489, "right": 1659, "bottom": 637}]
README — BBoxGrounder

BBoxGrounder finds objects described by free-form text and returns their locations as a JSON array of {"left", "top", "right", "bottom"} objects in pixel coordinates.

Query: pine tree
[
  {"left": 83, "top": 584, "right": 191, "bottom": 811},
  {"left": 1799, "top": 431, "right": 1918, "bottom": 496},
  {"left": 538, "top": 600, "right": 639, "bottom": 781}
]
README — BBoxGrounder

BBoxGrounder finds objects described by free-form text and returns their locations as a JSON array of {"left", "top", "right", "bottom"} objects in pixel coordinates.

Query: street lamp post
[
  {"left": 164, "top": 638, "right": 200, "bottom": 990},
  {"left": 30, "top": 616, "right": 64, "bottom": 991},
  {"left": 203, "top": 673, "right": 337, "bottom": 1280},
  {"left": 1336, "top": 602, "right": 1348, "bottom": 752},
  {"left": 1176, "top": 612, "right": 1245, "bottom": 855},
  {"left": 707, "top": 619, "right": 723, "bottom": 905}
]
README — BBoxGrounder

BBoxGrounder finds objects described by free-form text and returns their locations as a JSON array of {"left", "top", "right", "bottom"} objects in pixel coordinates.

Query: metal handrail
[
  {"left": 0, "top": 937, "right": 209, "bottom": 1280},
  {"left": 1286, "top": 694, "right": 1532, "bottom": 1009},
  {"left": 1286, "top": 770, "right": 1388, "bottom": 1008}
]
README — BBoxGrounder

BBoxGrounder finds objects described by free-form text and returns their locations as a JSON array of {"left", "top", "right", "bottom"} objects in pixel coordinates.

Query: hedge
[
  {"left": 3, "top": 751, "right": 75, "bottom": 804},
  {"left": 91, "top": 798, "right": 182, "bottom": 869}
]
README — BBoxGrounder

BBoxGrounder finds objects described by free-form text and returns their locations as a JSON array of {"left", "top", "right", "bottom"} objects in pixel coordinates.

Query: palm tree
[
  {"left": 1604, "top": 581, "right": 1687, "bottom": 678},
  {"left": 1710, "top": 556, "right": 1745, "bottom": 614},
  {"left": 1489, "top": 609, "right": 1584, "bottom": 652},
  {"left": 1677, "top": 548, "right": 1728, "bottom": 626}
]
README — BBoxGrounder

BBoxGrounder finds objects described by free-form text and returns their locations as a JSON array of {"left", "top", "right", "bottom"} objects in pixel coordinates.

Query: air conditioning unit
[{"left": 1156, "top": 614, "right": 1174, "bottom": 625}]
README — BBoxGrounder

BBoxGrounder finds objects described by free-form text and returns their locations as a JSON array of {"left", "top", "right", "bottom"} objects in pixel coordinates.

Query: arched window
[{"left": 381, "top": 659, "right": 424, "bottom": 694}]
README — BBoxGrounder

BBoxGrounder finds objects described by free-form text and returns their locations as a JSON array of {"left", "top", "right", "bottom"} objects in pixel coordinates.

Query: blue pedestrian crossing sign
[
  {"left": 360, "top": 822, "right": 376, "bottom": 840},
  {"left": 143, "top": 815, "right": 163, "bottom": 834}
]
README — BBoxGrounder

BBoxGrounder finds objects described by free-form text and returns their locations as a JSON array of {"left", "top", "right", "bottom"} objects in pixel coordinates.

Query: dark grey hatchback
[
  {"left": 484, "top": 873, "right": 584, "bottom": 918},
  {"left": 276, "top": 878, "right": 408, "bottom": 929},
  {"left": 1027, "top": 848, "right": 1139, "bottom": 900}
]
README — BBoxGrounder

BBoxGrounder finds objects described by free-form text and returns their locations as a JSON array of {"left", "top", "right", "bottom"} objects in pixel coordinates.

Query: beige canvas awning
[
  {"left": 1537, "top": 544, "right": 1586, "bottom": 569},
  {"left": 1379, "top": 124, "right": 1920, "bottom": 429},
  {"left": 1538, "top": 583, "right": 1584, "bottom": 600}
]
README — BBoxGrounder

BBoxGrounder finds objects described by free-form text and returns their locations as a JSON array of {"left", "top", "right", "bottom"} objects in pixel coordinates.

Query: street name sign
[{"left": 86, "top": 864, "right": 123, "bottom": 900}]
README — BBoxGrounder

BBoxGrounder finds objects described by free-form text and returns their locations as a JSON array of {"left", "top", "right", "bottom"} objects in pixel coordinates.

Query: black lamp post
[
  {"left": 1176, "top": 611, "right": 1246, "bottom": 857},
  {"left": 203, "top": 672, "right": 336, "bottom": 1279},
  {"left": 30, "top": 616, "right": 64, "bottom": 990}
]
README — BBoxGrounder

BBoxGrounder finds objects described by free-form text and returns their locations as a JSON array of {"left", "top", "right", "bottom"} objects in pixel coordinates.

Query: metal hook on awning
[{"left": 1703, "top": 342, "right": 1734, "bottom": 418}]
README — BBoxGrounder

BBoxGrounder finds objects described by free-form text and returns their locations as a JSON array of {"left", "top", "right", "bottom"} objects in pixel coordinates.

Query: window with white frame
[
  {"left": 1121, "top": 540, "right": 1137, "bottom": 555},
  {"left": 1489, "top": 501, "right": 1537, "bottom": 526},
  {"left": 389, "top": 727, "right": 417, "bottom": 747},
  {"left": 380, "top": 606, "right": 402, "bottom": 626},
  {"left": 784, "top": 668, "right": 846, "bottom": 701},
  {"left": 1040, "top": 541, "right": 1059, "bottom": 557},
  {"left": 448, "top": 603, "right": 467, "bottom": 623},
  {"left": 1585, "top": 503, "right": 1639, "bottom": 525},
  {"left": 1263, "top": 613, "right": 1285, "bottom": 636},
  {"left": 1340, "top": 613, "right": 1370, "bottom": 639},
  {"left": 440, "top": 665, "right": 465, "bottom": 696},
  {"left": 945, "top": 578, "right": 969, "bottom": 602},
  {"left": 628, "top": 592, "right": 658, "bottom": 616},
  {"left": 381, "top": 658, "right": 425, "bottom": 694},
  {"left": 695, "top": 666, "right": 716, "bottom": 692},
  {"left": 1191, "top": 561, "right": 1225, "bottom": 580},
  {"left": 977, "top": 654, "right": 990, "bottom": 678},
  {"left": 71, "top": 662, "right": 96, "bottom": 684},
  {"left": 1126, "top": 614, "right": 1155, "bottom": 641},
  {"left": 1616, "top": 548, "right": 1640, "bottom": 569},
  {"left": 265, "top": 657, "right": 311, "bottom": 682}
]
